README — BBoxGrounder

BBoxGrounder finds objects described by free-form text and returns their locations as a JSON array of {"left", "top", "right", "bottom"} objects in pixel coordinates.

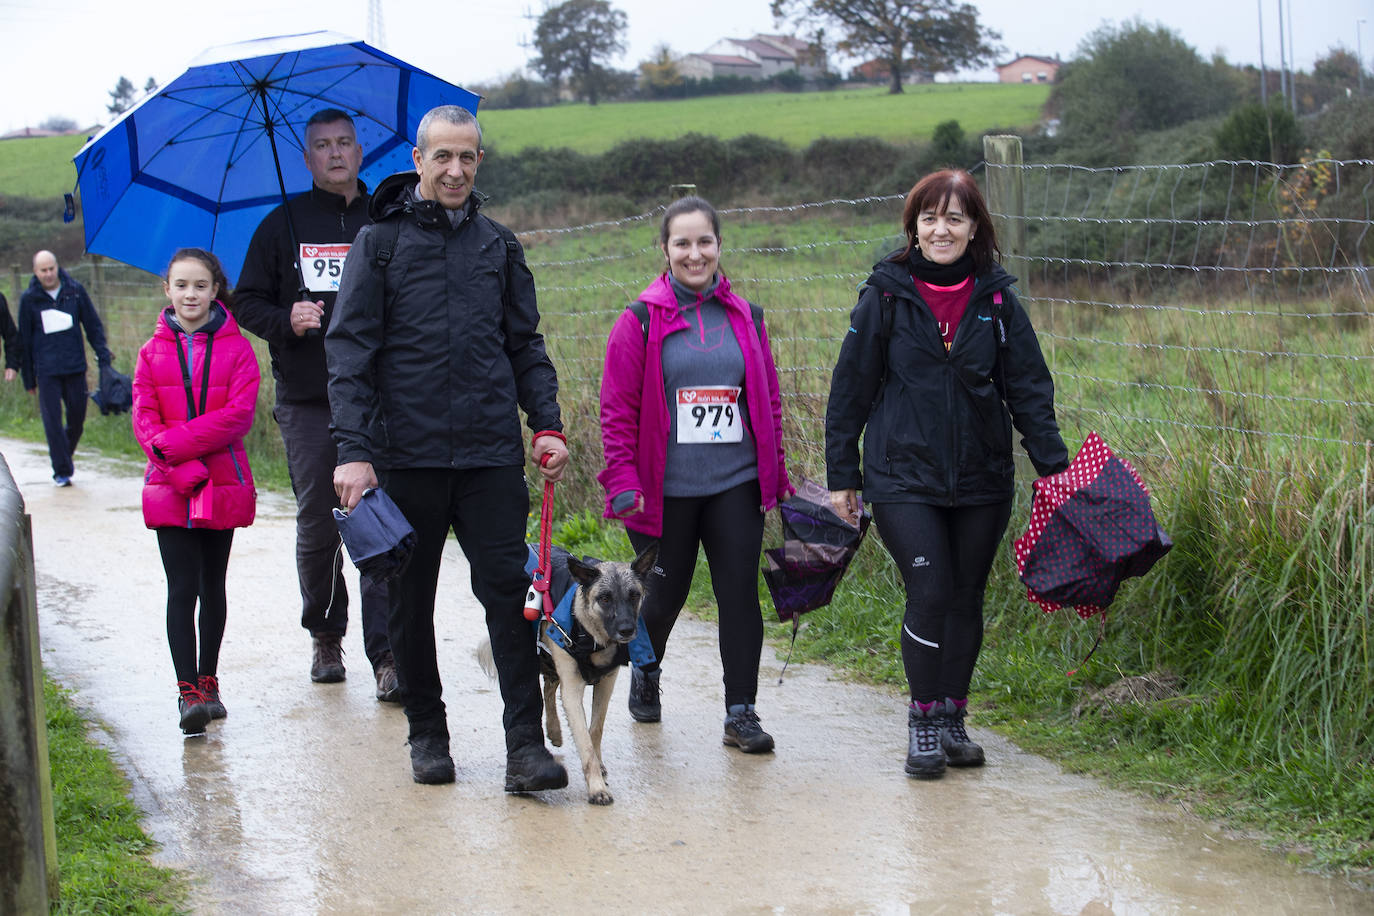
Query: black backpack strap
[
  {"left": 372, "top": 218, "right": 402, "bottom": 270},
  {"left": 629, "top": 301, "right": 650, "bottom": 341}
]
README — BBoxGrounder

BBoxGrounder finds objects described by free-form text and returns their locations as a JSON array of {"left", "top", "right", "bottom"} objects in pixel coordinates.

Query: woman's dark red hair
[{"left": 892, "top": 169, "right": 1000, "bottom": 273}]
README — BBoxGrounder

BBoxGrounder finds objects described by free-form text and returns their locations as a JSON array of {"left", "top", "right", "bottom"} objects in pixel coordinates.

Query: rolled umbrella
[
  {"left": 71, "top": 30, "right": 479, "bottom": 284},
  {"left": 763, "top": 478, "right": 872, "bottom": 679}
]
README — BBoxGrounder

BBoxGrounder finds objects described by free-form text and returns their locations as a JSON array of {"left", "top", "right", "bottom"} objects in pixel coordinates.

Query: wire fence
[{"left": 22, "top": 152, "right": 1373, "bottom": 516}]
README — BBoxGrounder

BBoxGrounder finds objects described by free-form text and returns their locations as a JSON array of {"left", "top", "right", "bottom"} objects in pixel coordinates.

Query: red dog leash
[{"left": 523, "top": 454, "right": 557, "bottom": 623}]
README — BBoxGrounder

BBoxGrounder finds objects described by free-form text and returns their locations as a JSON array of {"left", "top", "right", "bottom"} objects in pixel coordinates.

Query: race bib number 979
[
  {"left": 677, "top": 386, "right": 742, "bottom": 444},
  {"left": 299, "top": 243, "right": 351, "bottom": 293}
]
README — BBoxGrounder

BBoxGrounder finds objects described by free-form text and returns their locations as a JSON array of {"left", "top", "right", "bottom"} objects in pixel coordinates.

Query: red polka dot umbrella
[{"left": 1013, "top": 432, "right": 1172, "bottom": 619}]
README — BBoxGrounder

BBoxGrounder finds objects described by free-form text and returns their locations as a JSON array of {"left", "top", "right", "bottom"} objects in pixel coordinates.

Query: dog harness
[{"left": 524, "top": 546, "right": 656, "bottom": 685}]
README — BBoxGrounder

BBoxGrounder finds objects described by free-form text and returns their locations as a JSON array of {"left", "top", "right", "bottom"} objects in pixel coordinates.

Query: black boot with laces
[
  {"left": 936, "top": 697, "right": 985, "bottom": 767},
  {"left": 905, "top": 701, "right": 946, "bottom": 778},
  {"left": 723, "top": 704, "right": 774, "bottom": 753}
]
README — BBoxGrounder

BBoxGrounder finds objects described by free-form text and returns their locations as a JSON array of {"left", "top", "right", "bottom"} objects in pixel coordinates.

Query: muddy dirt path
[{"left": 6, "top": 436, "right": 1369, "bottom": 914}]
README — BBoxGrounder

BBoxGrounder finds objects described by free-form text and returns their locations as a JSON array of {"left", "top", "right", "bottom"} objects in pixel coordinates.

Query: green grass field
[
  {"left": 0, "top": 134, "right": 88, "bottom": 197},
  {"left": 479, "top": 82, "right": 1050, "bottom": 154},
  {"left": 0, "top": 83, "right": 1048, "bottom": 199}
]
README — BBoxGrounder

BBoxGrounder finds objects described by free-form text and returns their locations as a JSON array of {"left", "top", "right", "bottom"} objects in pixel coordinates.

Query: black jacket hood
[{"left": 369, "top": 171, "right": 488, "bottom": 227}]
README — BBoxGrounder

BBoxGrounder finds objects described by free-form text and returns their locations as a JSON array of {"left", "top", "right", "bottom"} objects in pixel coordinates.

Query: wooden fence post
[
  {"left": 982, "top": 135, "right": 1027, "bottom": 288},
  {"left": 982, "top": 134, "right": 1052, "bottom": 361},
  {"left": 90, "top": 255, "right": 107, "bottom": 321},
  {"left": 0, "top": 456, "right": 58, "bottom": 910}
]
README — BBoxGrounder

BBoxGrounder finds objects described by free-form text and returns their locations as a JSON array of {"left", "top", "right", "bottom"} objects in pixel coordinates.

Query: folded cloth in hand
[{"left": 332, "top": 487, "right": 417, "bottom": 583}]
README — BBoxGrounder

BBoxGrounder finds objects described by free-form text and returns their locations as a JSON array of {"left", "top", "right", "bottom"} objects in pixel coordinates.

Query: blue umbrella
[{"left": 71, "top": 30, "right": 479, "bottom": 284}]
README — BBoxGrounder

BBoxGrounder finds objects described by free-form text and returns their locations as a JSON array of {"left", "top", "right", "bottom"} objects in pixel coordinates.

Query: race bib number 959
[
  {"left": 677, "top": 386, "right": 742, "bottom": 444},
  {"left": 300, "top": 243, "right": 351, "bottom": 293}
]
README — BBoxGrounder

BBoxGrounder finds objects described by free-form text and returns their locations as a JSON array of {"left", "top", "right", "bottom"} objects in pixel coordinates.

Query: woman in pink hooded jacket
[
  {"left": 598, "top": 196, "right": 792, "bottom": 753},
  {"left": 132, "top": 248, "right": 259, "bottom": 736}
]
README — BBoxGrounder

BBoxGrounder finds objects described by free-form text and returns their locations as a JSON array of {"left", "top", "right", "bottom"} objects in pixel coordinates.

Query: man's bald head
[{"left": 33, "top": 251, "right": 60, "bottom": 291}]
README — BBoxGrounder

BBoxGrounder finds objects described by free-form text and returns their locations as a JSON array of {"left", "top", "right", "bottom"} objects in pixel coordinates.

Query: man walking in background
[
  {"left": 18, "top": 250, "right": 112, "bottom": 486},
  {"left": 235, "top": 108, "right": 398, "bottom": 701}
]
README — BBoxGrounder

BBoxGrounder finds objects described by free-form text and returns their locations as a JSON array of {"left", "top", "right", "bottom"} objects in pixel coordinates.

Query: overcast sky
[{"left": 1, "top": 0, "right": 1369, "bottom": 131}]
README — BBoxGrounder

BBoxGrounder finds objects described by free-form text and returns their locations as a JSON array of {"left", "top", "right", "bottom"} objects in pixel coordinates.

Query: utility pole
[
  {"left": 1257, "top": 0, "right": 1267, "bottom": 106},
  {"left": 1286, "top": 0, "right": 1297, "bottom": 113},
  {"left": 367, "top": 0, "right": 387, "bottom": 50},
  {"left": 1276, "top": 0, "right": 1289, "bottom": 111},
  {"left": 1359, "top": 19, "right": 1367, "bottom": 95}
]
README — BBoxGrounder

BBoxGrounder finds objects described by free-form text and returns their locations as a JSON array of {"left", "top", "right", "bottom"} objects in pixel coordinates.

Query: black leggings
[
  {"left": 627, "top": 480, "right": 765, "bottom": 711},
  {"left": 156, "top": 527, "right": 234, "bottom": 685},
  {"left": 871, "top": 500, "right": 1012, "bottom": 704}
]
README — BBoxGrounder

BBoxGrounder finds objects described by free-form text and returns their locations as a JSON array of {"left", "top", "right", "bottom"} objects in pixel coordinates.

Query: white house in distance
[
  {"left": 996, "top": 55, "right": 1061, "bottom": 83},
  {"left": 679, "top": 34, "right": 827, "bottom": 81}
]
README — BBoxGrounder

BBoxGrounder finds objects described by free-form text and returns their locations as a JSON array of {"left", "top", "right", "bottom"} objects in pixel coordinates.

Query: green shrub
[{"left": 1215, "top": 102, "right": 1303, "bottom": 162}]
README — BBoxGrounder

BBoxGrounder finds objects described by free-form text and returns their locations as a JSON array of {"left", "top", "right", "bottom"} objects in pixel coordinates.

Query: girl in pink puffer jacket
[{"left": 132, "top": 248, "right": 259, "bottom": 736}]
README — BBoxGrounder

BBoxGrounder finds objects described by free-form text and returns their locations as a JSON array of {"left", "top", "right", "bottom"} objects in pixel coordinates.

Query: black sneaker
[
  {"left": 505, "top": 742, "right": 568, "bottom": 793},
  {"left": 198, "top": 674, "right": 227, "bottom": 720},
  {"left": 409, "top": 734, "right": 456, "bottom": 785},
  {"left": 627, "top": 666, "right": 661, "bottom": 723},
  {"left": 177, "top": 681, "right": 211, "bottom": 737},
  {"left": 905, "top": 703, "right": 946, "bottom": 778},
  {"left": 937, "top": 698, "right": 985, "bottom": 767},
  {"left": 310, "top": 634, "right": 346, "bottom": 683},
  {"left": 723, "top": 706, "right": 774, "bottom": 753}
]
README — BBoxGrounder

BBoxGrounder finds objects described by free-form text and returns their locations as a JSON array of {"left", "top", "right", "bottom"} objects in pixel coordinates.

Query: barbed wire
[
  {"left": 1037, "top": 330, "right": 1374, "bottom": 362},
  {"left": 1054, "top": 371, "right": 1374, "bottom": 410},
  {"left": 1026, "top": 295, "right": 1373, "bottom": 319}
]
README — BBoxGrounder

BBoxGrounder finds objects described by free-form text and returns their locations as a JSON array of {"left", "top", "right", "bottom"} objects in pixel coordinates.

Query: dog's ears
[
  {"left": 566, "top": 554, "right": 600, "bottom": 587},
  {"left": 631, "top": 541, "right": 658, "bottom": 578}
]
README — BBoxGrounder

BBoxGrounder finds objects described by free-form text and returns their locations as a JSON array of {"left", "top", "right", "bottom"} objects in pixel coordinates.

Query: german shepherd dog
[{"left": 480, "top": 543, "right": 657, "bottom": 805}]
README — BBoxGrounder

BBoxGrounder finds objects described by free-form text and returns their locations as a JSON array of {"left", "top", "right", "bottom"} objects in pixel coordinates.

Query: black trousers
[
  {"left": 627, "top": 479, "right": 766, "bottom": 711},
  {"left": 156, "top": 527, "right": 235, "bottom": 686},
  {"left": 380, "top": 465, "right": 543, "bottom": 747},
  {"left": 871, "top": 500, "right": 1012, "bottom": 704},
  {"left": 274, "top": 400, "right": 389, "bottom": 666},
  {"left": 37, "top": 371, "right": 86, "bottom": 479}
]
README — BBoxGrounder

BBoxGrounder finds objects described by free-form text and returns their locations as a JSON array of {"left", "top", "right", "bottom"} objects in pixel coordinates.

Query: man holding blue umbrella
[{"left": 235, "top": 108, "right": 398, "bottom": 701}]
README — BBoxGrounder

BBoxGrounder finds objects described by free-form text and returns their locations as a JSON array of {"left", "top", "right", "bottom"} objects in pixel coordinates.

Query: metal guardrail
[{"left": 0, "top": 452, "right": 57, "bottom": 910}]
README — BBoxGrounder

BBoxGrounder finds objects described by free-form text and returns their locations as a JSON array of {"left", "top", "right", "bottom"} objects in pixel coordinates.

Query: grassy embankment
[{"left": 45, "top": 676, "right": 187, "bottom": 913}]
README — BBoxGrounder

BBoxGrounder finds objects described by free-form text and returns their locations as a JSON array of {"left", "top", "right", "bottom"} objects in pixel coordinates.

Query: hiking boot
[
  {"left": 373, "top": 653, "right": 401, "bottom": 703},
  {"left": 504, "top": 742, "right": 568, "bottom": 793},
  {"left": 627, "top": 666, "right": 661, "bottom": 722},
  {"left": 310, "top": 634, "right": 345, "bottom": 683},
  {"left": 905, "top": 702, "right": 946, "bottom": 778},
  {"left": 723, "top": 705, "right": 774, "bottom": 753},
  {"left": 198, "top": 674, "right": 227, "bottom": 720},
  {"left": 408, "top": 734, "right": 456, "bottom": 785},
  {"left": 937, "top": 698, "right": 985, "bottom": 768},
  {"left": 177, "top": 681, "right": 211, "bottom": 736}
]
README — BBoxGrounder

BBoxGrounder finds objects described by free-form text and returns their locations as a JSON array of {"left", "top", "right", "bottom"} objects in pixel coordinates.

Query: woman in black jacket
[{"left": 825, "top": 169, "right": 1068, "bottom": 779}]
